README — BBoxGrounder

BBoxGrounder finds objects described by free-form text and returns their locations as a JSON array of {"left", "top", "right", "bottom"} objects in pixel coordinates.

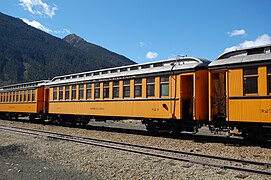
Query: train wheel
[
  {"left": 242, "top": 127, "right": 263, "bottom": 142},
  {"left": 145, "top": 123, "right": 156, "bottom": 133}
]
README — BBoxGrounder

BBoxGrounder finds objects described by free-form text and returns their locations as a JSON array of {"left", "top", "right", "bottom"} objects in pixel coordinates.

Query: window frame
[
  {"left": 113, "top": 81, "right": 119, "bottom": 98},
  {"left": 94, "top": 82, "right": 100, "bottom": 99},
  {"left": 19, "top": 91, "right": 22, "bottom": 102},
  {"left": 72, "top": 85, "right": 77, "bottom": 100},
  {"left": 86, "top": 83, "right": 92, "bottom": 100},
  {"left": 243, "top": 67, "right": 258, "bottom": 95},
  {"left": 65, "top": 85, "right": 70, "bottom": 100},
  {"left": 24, "top": 90, "right": 27, "bottom": 102},
  {"left": 160, "top": 76, "right": 169, "bottom": 97},
  {"left": 103, "top": 82, "right": 110, "bottom": 99},
  {"left": 268, "top": 66, "right": 271, "bottom": 95},
  {"left": 79, "top": 84, "right": 84, "bottom": 100},
  {"left": 32, "top": 90, "right": 35, "bottom": 102},
  {"left": 134, "top": 78, "right": 142, "bottom": 98},
  {"left": 123, "top": 80, "right": 130, "bottom": 98},
  {"left": 147, "top": 77, "right": 155, "bottom": 98},
  {"left": 27, "top": 90, "right": 31, "bottom": 102},
  {"left": 59, "top": 87, "right": 64, "bottom": 100},
  {"left": 53, "top": 87, "right": 58, "bottom": 100}
]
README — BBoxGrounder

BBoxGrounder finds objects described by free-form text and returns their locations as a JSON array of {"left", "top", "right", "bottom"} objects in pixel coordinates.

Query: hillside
[
  {"left": 63, "top": 34, "right": 134, "bottom": 67},
  {"left": 0, "top": 12, "right": 135, "bottom": 86}
]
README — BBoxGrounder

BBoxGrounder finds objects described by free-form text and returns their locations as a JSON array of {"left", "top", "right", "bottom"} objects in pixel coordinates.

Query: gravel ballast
[{"left": 0, "top": 119, "right": 270, "bottom": 179}]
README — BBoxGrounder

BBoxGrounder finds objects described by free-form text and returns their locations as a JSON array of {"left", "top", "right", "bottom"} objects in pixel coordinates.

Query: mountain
[
  {"left": 63, "top": 34, "right": 134, "bottom": 67},
  {"left": 0, "top": 12, "right": 135, "bottom": 86}
]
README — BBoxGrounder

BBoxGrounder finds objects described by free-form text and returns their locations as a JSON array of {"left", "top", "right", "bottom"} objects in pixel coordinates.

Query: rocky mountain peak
[{"left": 63, "top": 34, "right": 85, "bottom": 46}]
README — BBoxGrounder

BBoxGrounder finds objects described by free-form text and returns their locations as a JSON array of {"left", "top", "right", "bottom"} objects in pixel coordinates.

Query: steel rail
[
  {"left": 0, "top": 125, "right": 270, "bottom": 176},
  {"left": 1, "top": 124, "right": 270, "bottom": 167}
]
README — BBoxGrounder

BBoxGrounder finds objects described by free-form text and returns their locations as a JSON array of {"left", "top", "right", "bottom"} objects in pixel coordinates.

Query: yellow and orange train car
[
  {"left": 46, "top": 57, "right": 210, "bottom": 132},
  {"left": 209, "top": 45, "right": 271, "bottom": 139},
  {"left": 0, "top": 80, "right": 49, "bottom": 120}
]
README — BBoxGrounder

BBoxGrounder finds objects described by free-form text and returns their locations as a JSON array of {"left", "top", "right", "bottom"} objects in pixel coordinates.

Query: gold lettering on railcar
[
  {"left": 90, "top": 108, "right": 105, "bottom": 111},
  {"left": 260, "top": 109, "right": 271, "bottom": 113},
  {"left": 152, "top": 108, "right": 159, "bottom": 111}
]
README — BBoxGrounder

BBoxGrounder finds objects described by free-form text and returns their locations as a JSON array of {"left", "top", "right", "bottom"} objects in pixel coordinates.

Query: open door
[
  {"left": 210, "top": 71, "right": 226, "bottom": 121},
  {"left": 181, "top": 75, "right": 194, "bottom": 120},
  {"left": 44, "top": 88, "right": 49, "bottom": 114}
]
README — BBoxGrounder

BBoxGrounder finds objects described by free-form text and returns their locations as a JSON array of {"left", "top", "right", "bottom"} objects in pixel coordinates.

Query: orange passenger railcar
[
  {"left": 0, "top": 81, "right": 49, "bottom": 120},
  {"left": 208, "top": 45, "right": 271, "bottom": 139},
  {"left": 46, "top": 57, "right": 210, "bottom": 132}
]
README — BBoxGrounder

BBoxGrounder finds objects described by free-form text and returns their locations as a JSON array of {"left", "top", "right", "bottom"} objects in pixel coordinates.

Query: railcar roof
[
  {"left": 48, "top": 57, "right": 210, "bottom": 86},
  {"left": 0, "top": 80, "right": 49, "bottom": 91},
  {"left": 209, "top": 44, "right": 271, "bottom": 68}
]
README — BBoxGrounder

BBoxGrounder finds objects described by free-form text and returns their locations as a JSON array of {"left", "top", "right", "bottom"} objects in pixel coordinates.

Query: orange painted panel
[
  {"left": 258, "top": 66, "right": 267, "bottom": 96},
  {"left": 0, "top": 103, "right": 37, "bottom": 113},
  {"left": 228, "top": 69, "right": 243, "bottom": 96},
  {"left": 195, "top": 70, "right": 208, "bottom": 120},
  {"left": 229, "top": 99, "right": 271, "bottom": 123},
  {"left": 49, "top": 100, "right": 180, "bottom": 119}
]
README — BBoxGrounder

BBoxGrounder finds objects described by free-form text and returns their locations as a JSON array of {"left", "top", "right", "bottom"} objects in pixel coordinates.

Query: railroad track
[{"left": 0, "top": 125, "right": 270, "bottom": 176}]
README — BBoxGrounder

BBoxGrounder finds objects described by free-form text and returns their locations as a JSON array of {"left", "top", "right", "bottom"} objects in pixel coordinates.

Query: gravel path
[{"left": 0, "top": 119, "right": 270, "bottom": 179}]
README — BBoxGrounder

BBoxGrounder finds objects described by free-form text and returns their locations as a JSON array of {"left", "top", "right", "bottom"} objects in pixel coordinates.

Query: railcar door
[
  {"left": 44, "top": 88, "right": 49, "bottom": 113},
  {"left": 180, "top": 75, "right": 194, "bottom": 120},
  {"left": 210, "top": 71, "right": 227, "bottom": 121}
]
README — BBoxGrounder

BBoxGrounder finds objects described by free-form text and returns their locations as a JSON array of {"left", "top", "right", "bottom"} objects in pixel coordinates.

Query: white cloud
[
  {"left": 54, "top": 28, "right": 71, "bottom": 34},
  {"left": 139, "top": 41, "right": 152, "bottom": 48},
  {"left": 19, "top": 0, "right": 57, "bottom": 18},
  {"left": 224, "top": 34, "right": 271, "bottom": 52},
  {"left": 146, "top": 51, "right": 158, "bottom": 59},
  {"left": 139, "top": 41, "right": 147, "bottom": 48},
  {"left": 21, "top": 18, "right": 52, "bottom": 33},
  {"left": 227, "top": 29, "right": 246, "bottom": 37},
  {"left": 21, "top": 18, "right": 71, "bottom": 35}
]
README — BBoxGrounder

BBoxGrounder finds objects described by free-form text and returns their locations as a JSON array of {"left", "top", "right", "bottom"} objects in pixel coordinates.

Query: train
[{"left": 0, "top": 45, "right": 271, "bottom": 141}]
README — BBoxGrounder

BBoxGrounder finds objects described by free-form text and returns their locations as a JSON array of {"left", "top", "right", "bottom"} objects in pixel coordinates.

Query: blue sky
[{"left": 1, "top": 0, "right": 271, "bottom": 63}]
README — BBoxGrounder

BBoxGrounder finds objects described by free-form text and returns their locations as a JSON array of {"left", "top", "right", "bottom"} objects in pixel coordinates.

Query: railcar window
[
  {"left": 123, "top": 80, "right": 130, "bottom": 98},
  {"left": 72, "top": 85, "right": 77, "bottom": 100},
  {"left": 12, "top": 92, "right": 14, "bottom": 102},
  {"left": 113, "top": 81, "right": 119, "bottom": 98},
  {"left": 134, "top": 79, "right": 142, "bottom": 97},
  {"left": 160, "top": 76, "right": 169, "bottom": 97},
  {"left": 268, "top": 66, "right": 271, "bottom": 94},
  {"left": 79, "top": 84, "right": 84, "bottom": 100},
  {"left": 53, "top": 87, "right": 57, "bottom": 100},
  {"left": 9, "top": 92, "right": 12, "bottom": 102},
  {"left": 13, "top": 92, "right": 16, "bottom": 102},
  {"left": 24, "top": 90, "right": 27, "bottom": 101},
  {"left": 243, "top": 67, "right": 258, "bottom": 94},
  {"left": 32, "top": 90, "right": 35, "bottom": 101},
  {"left": 19, "top": 91, "right": 22, "bottom": 102},
  {"left": 103, "top": 82, "right": 109, "bottom": 99},
  {"left": 0, "top": 93, "right": 2, "bottom": 102},
  {"left": 5, "top": 92, "right": 7, "bottom": 102},
  {"left": 13, "top": 91, "right": 15, "bottom": 102},
  {"left": 94, "top": 83, "right": 100, "bottom": 99},
  {"left": 86, "top": 84, "right": 92, "bottom": 99},
  {"left": 16, "top": 91, "right": 20, "bottom": 102},
  {"left": 28, "top": 90, "right": 31, "bottom": 101},
  {"left": 147, "top": 77, "right": 155, "bottom": 97},
  {"left": 59, "top": 87, "right": 64, "bottom": 100},
  {"left": 65, "top": 86, "right": 70, "bottom": 100}
]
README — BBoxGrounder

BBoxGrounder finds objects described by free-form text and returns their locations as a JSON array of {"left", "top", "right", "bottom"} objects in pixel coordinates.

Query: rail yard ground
[{"left": 0, "top": 119, "right": 270, "bottom": 180}]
